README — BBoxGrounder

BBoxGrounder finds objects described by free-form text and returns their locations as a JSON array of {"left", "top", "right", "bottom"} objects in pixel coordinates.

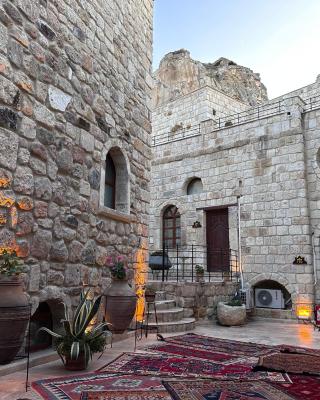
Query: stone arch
[
  {"left": 154, "top": 199, "right": 187, "bottom": 248},
  {"left": 184, "top": 176, "right": 203, "bottom": 195},
  {"left": 245, "top": 273, "right": 298, "bottom": 303},
  {"left": 100, "top": 139, "right": 131, "bottom": 214}
]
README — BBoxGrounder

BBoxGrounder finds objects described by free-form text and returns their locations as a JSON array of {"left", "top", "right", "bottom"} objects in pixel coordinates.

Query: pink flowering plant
[{"left": 106, "top": 255, "right": 127, "bottom": 280}]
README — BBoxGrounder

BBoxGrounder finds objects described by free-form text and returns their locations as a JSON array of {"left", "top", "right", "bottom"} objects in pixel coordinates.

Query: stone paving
[{"left": 0, "top": 319, "right": 319, "bottom": 400}]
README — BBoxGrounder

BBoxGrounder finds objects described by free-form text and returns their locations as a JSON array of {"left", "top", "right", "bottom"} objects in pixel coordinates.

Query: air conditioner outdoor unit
[
  {"left": 240, "top": 288, "right": 254, "bottom": 310},
  {"left": 255, "top": 289, "right": 285, "bottom": 309}
]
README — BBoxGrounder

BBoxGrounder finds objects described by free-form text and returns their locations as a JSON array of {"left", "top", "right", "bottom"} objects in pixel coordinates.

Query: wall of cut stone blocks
[
  {"left": 152, "top": 86, "right": 249, "bottom": 140},
  {"left": 150, "top": 96, "right": 317, "bottom": 307},
  {"left": 0, "top": 0, "right": 153, "bottom": 312}
]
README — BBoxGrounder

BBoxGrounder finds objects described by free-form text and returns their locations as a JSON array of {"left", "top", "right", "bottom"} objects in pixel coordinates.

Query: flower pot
[
  {"left": 65, "top": 352, "right": 88, "bottom": 371},
  {"left": 104, "top": 279, "right": 137, "bottom": 334},
  {"left": 0, "top": 276, "right": 29, "bottom": 364},
  {"left": 216, "top": 302, "right": 246, "bottom": 326},
  {"left": 195, "top": 272, "right": 204, "bottom": 283}
]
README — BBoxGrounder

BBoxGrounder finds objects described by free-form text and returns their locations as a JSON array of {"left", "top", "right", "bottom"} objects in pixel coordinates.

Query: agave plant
[{"left": 39, "top": 289, "right": 111, "bottom": 368}]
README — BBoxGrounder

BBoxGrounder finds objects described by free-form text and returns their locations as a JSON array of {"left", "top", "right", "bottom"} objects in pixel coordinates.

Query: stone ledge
[{"left": 97, "top": 206, "right": 135, "bottom": 224}]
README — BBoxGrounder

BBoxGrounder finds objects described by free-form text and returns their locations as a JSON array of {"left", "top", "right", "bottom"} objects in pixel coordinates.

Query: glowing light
[
  {"left": 296, "top": 304, "right": 312, "bottom": 319},
  {"left": 134, "top": 248, "right": 147, "bottom": 322}
]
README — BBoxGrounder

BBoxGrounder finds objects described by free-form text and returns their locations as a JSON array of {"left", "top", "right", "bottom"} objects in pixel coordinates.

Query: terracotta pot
[
  {"left": 0, "top": 275, "right": 29, "bottom": 364},
  {"left": 65, "top": 352, "right": 88, "bottom": 371},
  {"left": 104, "top": 279, "right": 137, "bottom": 334},
  {"left": 196, "top": 272, "right": 204, "bottom": 283}
]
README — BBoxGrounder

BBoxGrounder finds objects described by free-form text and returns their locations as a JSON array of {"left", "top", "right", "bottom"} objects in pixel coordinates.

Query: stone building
[
  {"left": 0, "top": 0, "right": 153, "bottom": 342},
  {"left": 150, "top": 50, "right": 320, "bottom": 318}
]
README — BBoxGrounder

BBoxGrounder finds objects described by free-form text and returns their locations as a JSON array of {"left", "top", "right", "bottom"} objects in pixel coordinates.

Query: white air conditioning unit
[
  {"left": 240, "top": 289, "right": 254, "bottom": 310},
  {"left": 255, "top": 289, "right": 284, "bottom": 309}
]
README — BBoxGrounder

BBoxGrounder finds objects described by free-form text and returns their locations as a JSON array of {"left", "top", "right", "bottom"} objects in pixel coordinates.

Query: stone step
[
  {"left": 146, "top": 318, "right": 196, "bottom": 334},
  {"left": 155, "top": 299, "right": 176, "bottom": 310},
  {"left": 155, "top": 291, "right": 167, "bottom": 301},
  {"left": 148, "top": 307, "right": 184, "bottom": 323}
]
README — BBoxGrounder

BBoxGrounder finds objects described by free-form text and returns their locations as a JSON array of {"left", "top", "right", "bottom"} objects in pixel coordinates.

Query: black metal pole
[
  {"left": 162, "top": 243, "right": 165, "bottom": 282},
  {"left": 191, "top": 244, "right": 194, "bottom": 282},
  {"left": 176, "top": 244, "right": 179, "bottom": 282}
]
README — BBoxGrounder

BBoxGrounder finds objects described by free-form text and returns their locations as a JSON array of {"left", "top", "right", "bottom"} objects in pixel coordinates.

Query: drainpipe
[
  {"left": 237, "top": 195, "right": 244, "bottom": 290},
  {"left": 312, "top": 232, "right": 317, "bottom": 286}
]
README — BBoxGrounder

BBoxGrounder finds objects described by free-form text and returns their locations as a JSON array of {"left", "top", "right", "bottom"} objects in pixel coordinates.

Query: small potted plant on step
[
  {"left": 195, "top": 264, "right": 205, "bottom": 282},
  {"left": 0, "top": 249, "right": 28, "bottom": 364},
  {"left": 39, "top": 289, "right": 111, "bottom": 371}
]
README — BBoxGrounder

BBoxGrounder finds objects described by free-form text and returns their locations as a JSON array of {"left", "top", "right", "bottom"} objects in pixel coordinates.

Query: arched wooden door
[{"left": 206, "top": 208, "right": 230, "bottom": 272}]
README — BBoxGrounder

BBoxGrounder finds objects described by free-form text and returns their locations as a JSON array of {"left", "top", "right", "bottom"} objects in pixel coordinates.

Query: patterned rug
[
  {"left": 99, "top": 352, "right": 291, "bottom": 383},
  {"left": 163, "top": 379, "right": 295, "bottom": 400},
  {"left": 32, "top": 372, "right": 167, "bottom": 400},
  {"left": 255, "top": 352, "right": 320, "bottom": 375},
  {"left": 80, "top": 389, "right": 170, "bottom": 400},
  {"left": 275, "top": 374, "right": 320, "bottom": 400}
]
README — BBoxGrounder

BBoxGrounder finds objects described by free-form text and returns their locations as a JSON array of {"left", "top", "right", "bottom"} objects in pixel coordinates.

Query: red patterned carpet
[
  {"left": 99, "top": 352, "right": 291, "bottom": 382},
  {"left": 163, "top": 379, "right": 295, "bottom": 400},
  {"left": 32, "top": 334, "right": 320, "bottom": 399}
]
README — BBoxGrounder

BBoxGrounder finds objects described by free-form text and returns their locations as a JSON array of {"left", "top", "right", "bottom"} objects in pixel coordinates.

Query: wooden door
[{"left": 206, "top": 208, "right": 230, "bottom": 272}]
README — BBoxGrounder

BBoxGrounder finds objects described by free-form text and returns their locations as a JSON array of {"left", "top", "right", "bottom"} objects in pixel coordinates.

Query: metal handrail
[{"left": 148, "top": 244, "right": 240, "bottom": 283}]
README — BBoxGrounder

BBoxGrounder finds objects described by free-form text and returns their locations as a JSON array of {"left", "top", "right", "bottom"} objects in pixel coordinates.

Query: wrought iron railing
[
  {"left": 152, "top": 93, "right": 320, "bottom": 147},
  {"left": 304, "top": 94, "right": 320, "bottom": 111},
  {"left": 152, "top": 124, "right": 201, "bottom": 146},
  {"left": 147, "top": 244, "right": 240, "bottom": 283}
]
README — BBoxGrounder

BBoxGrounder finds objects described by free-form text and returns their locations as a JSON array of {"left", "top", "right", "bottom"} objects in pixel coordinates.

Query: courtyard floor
[{"left": 0, "top": 318, "right": 319, "bottom": 400}]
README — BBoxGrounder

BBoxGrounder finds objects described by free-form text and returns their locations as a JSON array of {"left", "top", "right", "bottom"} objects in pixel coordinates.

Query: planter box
[{"left": 216, "top": 302, "right": 246, "bottom": 326}]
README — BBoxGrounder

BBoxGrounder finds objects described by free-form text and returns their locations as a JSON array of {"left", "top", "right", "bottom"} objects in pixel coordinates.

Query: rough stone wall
[
  {"left": 0, "top": 0, "right": 153, "bottom": 311},
  {"left": 153, "top": 49, "right": 268, "bottom": 108},
  {"left": 147, "top": 281, "right": 237, "bottom": 319},
  {"left": 150, "top": 96, "right": 316, "bottom": 308}
]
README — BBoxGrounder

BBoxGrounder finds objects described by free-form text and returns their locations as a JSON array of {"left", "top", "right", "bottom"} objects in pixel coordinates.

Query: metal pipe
[
  {"left": 312, "top": 232, "right": 318, "bottom": 286},
  {"left": 237, "top": 195, "right": 244, "bottom": 290}
]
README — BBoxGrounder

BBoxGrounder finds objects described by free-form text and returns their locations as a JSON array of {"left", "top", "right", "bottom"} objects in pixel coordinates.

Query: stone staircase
[{"left": 146, "top": 290, "right": 196, "bottom": 334}]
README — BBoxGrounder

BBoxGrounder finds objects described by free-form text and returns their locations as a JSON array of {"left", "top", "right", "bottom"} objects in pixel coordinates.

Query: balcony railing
[{"left": 148, "top": 244, "right": 240, "bottom": 283}]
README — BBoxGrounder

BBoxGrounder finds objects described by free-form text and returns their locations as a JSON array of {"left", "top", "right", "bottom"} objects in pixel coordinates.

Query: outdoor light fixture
[
  {"left": 296, "top": 304, "right": 312, "bottom": 320},
  {"left": 192, "top": 221, "right": 201, "bottom": 228}
]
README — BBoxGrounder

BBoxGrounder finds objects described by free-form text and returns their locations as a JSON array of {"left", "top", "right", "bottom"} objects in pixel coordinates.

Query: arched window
[
  {"left": 104, "top": 153, "right": 116, "bottom": 209},
  {"left": 102, "top": 147, "right": 130, "bottom": 214},
  {"left": 187, "top": 178, "right": 203, "bottom": 195},
  {"left": 163, "top": 205, "right": 181, "bottom": 248}
]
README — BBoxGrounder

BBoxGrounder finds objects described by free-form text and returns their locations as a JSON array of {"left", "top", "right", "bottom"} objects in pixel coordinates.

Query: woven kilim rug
[
  {"left": 162, "top": 379, "right": 295, "bottom": 400},
  {"left": 32, "top": 372, "right": 167, "bottom": 400},
  {"left": 99, "top": 352, "right": 291, "bottom": 383},
  {"left": 80, "top": 389, "right": 170, "bottom": 400},
  {"left": 275, "top": 374, "right": 320, "bottom": 400},
  {"left": 255, "top": 352, "right": 320, "bottom": 375},
  {"left": 159, "top": 333, "right": 277, "bottom": 357}
]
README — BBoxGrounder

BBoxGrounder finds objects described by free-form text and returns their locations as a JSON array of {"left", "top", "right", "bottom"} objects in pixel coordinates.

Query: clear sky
[{"left": 153, "top": 0, "right": 320, "bottom": 99}]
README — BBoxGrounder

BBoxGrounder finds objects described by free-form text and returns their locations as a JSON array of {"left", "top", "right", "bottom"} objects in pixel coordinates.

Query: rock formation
[{"left": 153, "top": 49, "right": 268, "bottom": 107}]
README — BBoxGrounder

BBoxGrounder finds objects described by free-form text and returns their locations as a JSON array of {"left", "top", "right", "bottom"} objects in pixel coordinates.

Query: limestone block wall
[
  {"left": 150, "top": 96, "right": 315, "bottom": 307},
  {"left": 304, "top": 108, "right": 320, "bottom": 302},
  {"left": 0, "top": 0, "right": 153, "bottom": 312},
  {"left": 152, "top": 86, "right": 248, "bottom": 140}
]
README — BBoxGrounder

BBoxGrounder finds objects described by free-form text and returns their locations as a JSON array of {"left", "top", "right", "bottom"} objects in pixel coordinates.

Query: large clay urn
[
  {"left": 104, "top": 279, "right": 137, "bottom": 334},
  {"left": 0, "top": 276, "right": 29, "bottom": 364}
]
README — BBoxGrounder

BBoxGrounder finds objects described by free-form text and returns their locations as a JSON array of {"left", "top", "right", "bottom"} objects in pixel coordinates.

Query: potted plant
[
  {"left": 39, "top": 289, "right": 111, "bottom": 371},
  {"left": 195, "top": 264, "right": 204, "bottom": 282},
  {"left": 0, "top": 249, "right": 29, "bottom": 364},
  {"left": 216, "top": 299, "right": 246, "bottom": 326},
  {"left": 145, "top": 287, "right": 156, "bottom": 303},
  {"left": 104, "top": 256, "right": 137, "bottom": 334}
]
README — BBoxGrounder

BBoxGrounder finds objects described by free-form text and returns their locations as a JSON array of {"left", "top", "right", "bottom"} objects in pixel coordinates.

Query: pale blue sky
[{"left": 153, "top": 0, "right": 320, "bottom": 99}]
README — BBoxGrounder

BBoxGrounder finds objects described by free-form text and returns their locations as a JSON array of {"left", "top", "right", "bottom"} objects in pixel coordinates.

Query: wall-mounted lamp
[{"left": 192, "top": 221, "right": 202, "bottom": 228}]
